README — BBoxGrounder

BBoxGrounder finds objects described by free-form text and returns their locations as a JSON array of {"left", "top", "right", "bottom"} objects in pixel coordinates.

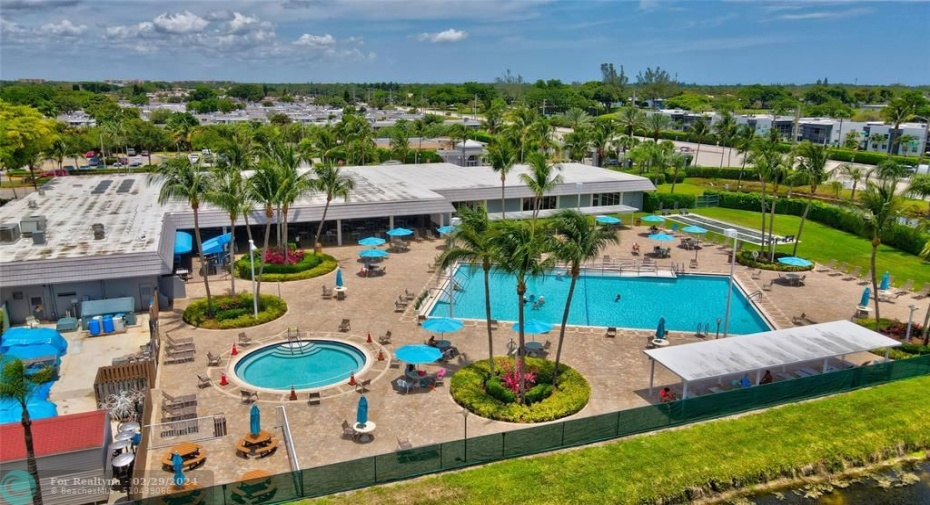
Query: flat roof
[{"left": 644, "top": 320, "right": 900, "bottom": 382}]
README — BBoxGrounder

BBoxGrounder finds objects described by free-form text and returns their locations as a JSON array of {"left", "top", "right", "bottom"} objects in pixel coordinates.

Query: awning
[{"left": 201, "top": 233, "right": 231, "bottom": 255}]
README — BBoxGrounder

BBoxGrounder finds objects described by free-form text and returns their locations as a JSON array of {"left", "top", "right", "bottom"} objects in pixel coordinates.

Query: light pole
[
  {"left": 575, "top": 182, "right": 583, "bottom": 210},
  {"left": 722, "top": 228, "right": 739, "bottom": 338},
  {"left": 248, "top": 239, "right": 258, "bottom": 319},
  {"left": 460, "top": 409, "right": 470, "bottom": 462},
  {"left": 906, "top": 304, "right": 919, "bottom": 342}
]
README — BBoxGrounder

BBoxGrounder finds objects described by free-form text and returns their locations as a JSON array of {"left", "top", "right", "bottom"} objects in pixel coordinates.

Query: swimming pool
[
  {"left": 234, "top": 340, "right": 368, "bottom": 390},
  {"left": 429, "top": 265, "right": 770, "bottom": 335}
]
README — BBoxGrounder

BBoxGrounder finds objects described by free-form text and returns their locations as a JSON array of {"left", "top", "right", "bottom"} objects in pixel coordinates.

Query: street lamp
[
  {"left": 460, "top": 409, "right": 470, "bottom": 462},
  {"left": 906, "top": 304, "right": 919, "bottom": 342},
  {"left": 575, "top": 182, "right": 583, "bottom": 210},
  {"left": 248, "top": 239, "right": 258, "bottom": 319},
  {"left": 722, "top": 228, "right": 739, "bottom": 338}
]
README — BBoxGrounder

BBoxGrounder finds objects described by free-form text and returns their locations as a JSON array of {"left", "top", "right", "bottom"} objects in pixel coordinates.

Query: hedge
[
  {"left": 685, "top": 166, "right": 758, "bottom": 181},
  {"left": 735, "top": 250, "right": 814, "bottom": 272},
  {"left": 183, "top": 293, "right": 287, "bottom": 329},
  {"left": 235, "top": 250, "right": 338, "bottom": 282}
]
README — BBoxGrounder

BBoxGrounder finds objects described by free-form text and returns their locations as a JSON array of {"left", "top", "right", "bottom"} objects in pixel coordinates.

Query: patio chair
[
  {"left": 433, "top": 368, "right": 446, "bottom": 387},
  {"left": 206, "top": 351, "right": 221, "bottom": 367},
  {"left": 816, "top": 259, "right": 837, "bottom": 272},
  {"left": 162, "top": 391, "right": 197, "bottom": 409},
  {"left": 427, "top": 263, "right": 437, "bottom": 273},
  {"left": 378, "top": 331, "right": 392, "bottom": 344},
  {"left": 791, "top": 313, "right": 807, "bottom": 325},
  {"left": 829, "top": 263, "right": 847, "bottom": 276},
  {"left": 322, "top": 286, "right": 333, "bottom": 299},
  {"left": 394, "top": 300, "right": 407, "bottom": 312},
  {"left": 339, "top": 319, "right": 351, "bottom": 332},
  {"left": 750, "top": 269, "right": 762, "bottom": 280},
  {"left": 197, "top": 374, "right": 211, "bottom": 388},
  {"left": 342, "top": 420, "right": 359, "bottom": 440},
  {"left": 240, "top": 389, "right": 258, "bottom": 404},
  {"left": 605, "top": 326, "right": 617, "bottom": 338},
  {"left": 896, "top": 279, "right": 915, "bottom": 296},
  {"left": 307, "top": 392, "right": 321, "bottom": 406},
  {"left": 843, "top": 266, "right": 862, "bottom": 281},
  {"left": 762, "top": 280, "right": 774, "bottom": 291},
  {"left": 396, "top": 437, "right": 413, "bottom": 450},
  {"left": 238, "top": 332, "right": 253, "bottom": 346},
  {"left": 405, "top": 289, "right": 416, "bottom": 301},
  {"left": 914, "top": 284, "right": 930, "bottom": 299},
  {"left": 396, "top": 379, "right": 413, "bottom": 394},
  {"left": 543, "top": 340, "right": 552, "bottom": 354},
  {"left": 355, "top": 378, "right": 371, "bottom": 394}
]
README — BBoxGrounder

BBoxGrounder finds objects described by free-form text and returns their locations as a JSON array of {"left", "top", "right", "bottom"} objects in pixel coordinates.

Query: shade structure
[
  {"left": 358, "top": 237, "right": 385, "bottom": 247},
  {"left": 596, "top": 215, "right": 621, "bottom": 225},
  {"left": 359, "top": 249, "right": 389, "bottom": 259},
  {"left": 356, "top": 395, "right": 369, "bottom": 427},
  {"left": 861, "top": 287, "right": 871, "bottom": 307},
  {"left": 249, "top": 404, "right": 260, "bottom": 437},
  {"left": 437, "top": 225, "right": 456, "bottom": 235},
  {"left": 641, "top": 214, "right": 665, "bottom": 223},
  {"left": 681, "top": 225, "right": 708, "bottom": 234},
  {"left": 172, "top": 452, "right": 186, "bottom": 487},
  {"left": 386, "top": 227, "right": 414, "bottom": 237},
  {"left": 422, "top": 317, "right": 464, "bottom": 335},
  {"left": 778, "top": 256, "right": 813, "bottom": 267},
  {"left": 335, "top": 268, "right": 344, "bottom": 288},
  {"left": 656, "top": 317, "right": 666, "bottom": 339},
  {"left": 648, "top": 233, "right": 675, "bottom": 242},
  {"left": 512, "top": 319, "right": 553, "bottom": 334},
  {"left": 880, "top": 272, "right": 890, "bottom": 291},
  {"left": 174, "top": 232, "right": 193, "bottom": 255},
  {"left": 395, "top": 344, "right": 443, "bottom": 364},
  {"left": 202, "top": 233, "right": 232, "bottom": 255}
]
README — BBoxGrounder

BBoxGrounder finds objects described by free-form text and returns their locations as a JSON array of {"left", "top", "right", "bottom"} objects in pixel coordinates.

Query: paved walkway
[{"left": 139, "top": 225, "right": 924, "bottom": 495}]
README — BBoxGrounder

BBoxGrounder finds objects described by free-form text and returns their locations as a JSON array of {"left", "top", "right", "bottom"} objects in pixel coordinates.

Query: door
[{"left": 140, "top": 284, "right": 154, "bottom": 311}]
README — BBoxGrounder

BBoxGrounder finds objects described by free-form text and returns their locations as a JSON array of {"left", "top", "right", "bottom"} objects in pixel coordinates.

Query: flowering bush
[
  {"left": 494, "top": 358, "right": 537, "bottom": 393},
  {"left": 263, "top": 248, "right": 306, "bottom": 265}
]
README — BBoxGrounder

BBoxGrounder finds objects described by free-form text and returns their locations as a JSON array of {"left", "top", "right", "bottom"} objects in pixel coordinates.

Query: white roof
[{"left": 644, "top": 320, "right": 900, "bottom": 382}]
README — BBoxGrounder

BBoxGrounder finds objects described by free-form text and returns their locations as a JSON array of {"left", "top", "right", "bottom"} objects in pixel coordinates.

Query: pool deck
[{"left": 140, "top": 225, "right": 920, "bottom": 495}]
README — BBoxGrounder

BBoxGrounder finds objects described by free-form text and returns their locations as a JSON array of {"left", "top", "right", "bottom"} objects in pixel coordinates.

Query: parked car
[
  {"left": 188, "top": 153, "right": 200, "bottom": 164},
  {"left": 128, "top": 159, "right": 143, "bottom": 168},
  {"left": 678, "top": 146, "right": 693, "bottom": 153},
  {"left": 111, "top": 162, "right": 124, "bottom": 169},
  {"left": 85, "top": 151, "right": 96, "bottom": 158},
  {"left": 141, "top": 150, "right": 149, "bottom": 156},
  {"left": 39, "top": 169, "right": 69, "bottom": 178},
  {"left": 127, "top": 148, "right": 136, "bottom": 156}
]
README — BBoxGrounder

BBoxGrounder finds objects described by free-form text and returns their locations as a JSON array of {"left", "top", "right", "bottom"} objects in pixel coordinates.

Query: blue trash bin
[
  {"left": 89, "top": 318, "right": 101, "bottom": 336},
  {"left": 102, "top": 315, "right": 115, "bottom": 334}
]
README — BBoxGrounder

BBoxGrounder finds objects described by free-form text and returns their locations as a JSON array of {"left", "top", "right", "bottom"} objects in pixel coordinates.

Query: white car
[{"left": 188, "top": 153, "right": 200, "bottom": 164}]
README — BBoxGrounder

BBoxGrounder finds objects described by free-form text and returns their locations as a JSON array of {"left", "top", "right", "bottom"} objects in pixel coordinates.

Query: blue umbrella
[
  {"left": 395, "top": 344, "right": 443, "bottom": 364},
  {"left": 778, "top": 256, "right": 813, "bottom": 267},
  {"left": 356, "top": 395, "right": 369, "bottom": 427},
  {"left": 335, "top": 268, "right": 344, "bottom": 288},
  {"left": 656, "top": 317, "right": 666, "bottom": 339},
  {"left": 358, "top": 237, "right": 385, "bottom": 247},
  {"left": 422, "top": 317, "right": 464, "bottom": 335},
  {"left": 174, "top": 232, "right": 193, "bottom": 255},
  {"left": 512, "top": 319, "right": 553, "bottom": 334},
  {"left": 201, "top": 233, "right": 232, "bottom": 255},
  {"left": 596, "top": 215, "right": 621, "bottom": 225},
  {"left": 172, "top": 452, "right": 186, "bottom": 487},
  {"left": 682, "top": 225, "right": 708, "bottom": 234},
  {"left": 860, "top": 287, "right": 871, "bottom": 307},
  {"left": 648, "top": 233, "right": 675, "bottom": 242},
  {"left": 880, "top": 272, "right": 890, "bottom": 291},
  {"left": 641, "top": 214, "right": 665, "bottom": 223},
  {"left": 437, "top": 225, "right": 456, "bottom": 235},
  {"left": 359, "top": 249, "right": 390, "bottom": 259},
  {"left": 249, "top": 403, "right": 260, "bottom": 437},
  {"left": 386, "top": 228, "right": 414, "bottom": 237}
]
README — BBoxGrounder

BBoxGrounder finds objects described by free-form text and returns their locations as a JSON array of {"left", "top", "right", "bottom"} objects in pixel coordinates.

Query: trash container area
[
  {"left": 89, "top": 317, "right": 102, "bottom": 336},
  {"left": 102, "top": 315, "right": 115, "bottom": 334},
  {"left": 113, "top": 315, "right": 126, "bottom": 332}
]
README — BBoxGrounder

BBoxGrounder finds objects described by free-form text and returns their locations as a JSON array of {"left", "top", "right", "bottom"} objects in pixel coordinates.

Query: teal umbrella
[
  {"left": 395, "top": 345, "right": 442, "bottom": 364},
  {"left": 656, "top": 317, "right": 666, "bottom": 339},
  {"left": 778, "top": 256, "right": 812, "bottom": 267},
  {"left": 359, "top": 249, "right": 389, "bottom": 259},
  {"left": 860, "top": 287, "right": 871, "bottom": 307},
  {"left": 386, "top": 228, "right": 414, "bottom": 237},
  {"left": 356, "top": 395, "right": 369, "bottom": 427},
  {"left": 249, "top": 404, "right": 260, "bottom": 436},
  {"left": 648, "top": 233, "right": 675, "bottom": 242},
  {"left": 422, "top": 317, "right": 464, "bottom": 335},
  {"left": 596, "top": 215, "right": 621, "bottom": 225},
  {"left": 682, "top": 225, "right": 708, "bottom": 234},
  {"left": 437, "top": 225, "right": 456, "bottom": 234},
  {"left": 641, "top": 215, "right": 665, "bottom": 223},
  {"left": 358, "top": 237, "right": 385, "bottom": 247},
  {"left": 880, "top": 272, "right": 890, "bottom": 291},
  {"left": 335, "top": 268, "right": 344, "bottom": 288}
]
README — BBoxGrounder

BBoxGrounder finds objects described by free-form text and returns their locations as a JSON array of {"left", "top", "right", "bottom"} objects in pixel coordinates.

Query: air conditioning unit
[
  {"left": 0, "top": 223, "right": 21, "bottom": 244},
  {"left": 92, "top": 223, "right": 105, "bottom": 240},
  {"left": 20, "top": 215, "right": 47, "bottom": 237},
  {"left": 32, "top": 230, "right": 46, "bottom": 245}
]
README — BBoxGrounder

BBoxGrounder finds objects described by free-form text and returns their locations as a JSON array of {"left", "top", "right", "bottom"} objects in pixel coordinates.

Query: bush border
[
  {"left": 234, "top": 252, "right": 338, "bottom": 282},
  {"left": 735, "top": 250, "right": 814, "bottom": 272},
  {"left": 182, "top": 293, "right": 288, "bottom": 329}
]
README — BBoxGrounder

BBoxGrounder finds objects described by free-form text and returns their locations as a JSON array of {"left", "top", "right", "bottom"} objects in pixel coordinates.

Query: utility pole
[
  {"left": 541, "top": 99, "right": 547, "bottom": 117},
  {"left": 473, "top": 93, "right": 478, "bottom": 120},
  {"left": 792, "top": 105, "right": 801, "bottom": 144}
]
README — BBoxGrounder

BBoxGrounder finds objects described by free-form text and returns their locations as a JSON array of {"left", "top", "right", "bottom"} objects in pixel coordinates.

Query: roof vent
[
  {"left": 92, "top": 223, "right": 105, "bottom": 240},
  {"left": 32, "top": 230, "right": 46, "bottom": 245},
  {"left": 0, "top": 223, "right": 21, "bottom": 244},
  {"left": 28, "top": 200, "right": 39, "bottom": 209}
]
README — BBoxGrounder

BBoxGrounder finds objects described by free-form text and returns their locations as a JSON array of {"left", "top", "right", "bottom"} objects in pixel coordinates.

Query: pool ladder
[
  {"left": 287, "top": 326, "right": 305, "bottom": 355},
  {"left": 747, "top": 290, "right": 763, "bottom": 301},
  {"left": 695, "top": 322, "right": 712, "bottom": 337}
]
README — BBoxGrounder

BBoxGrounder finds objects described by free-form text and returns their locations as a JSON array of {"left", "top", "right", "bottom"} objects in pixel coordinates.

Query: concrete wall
[{"left": 1, "top": 275, "right": 158, "bottom": 324}]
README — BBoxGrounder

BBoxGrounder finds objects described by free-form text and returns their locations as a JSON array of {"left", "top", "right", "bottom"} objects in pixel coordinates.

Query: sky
[{"left": 1, "top": 0, "right": 928, "bottom": 85}]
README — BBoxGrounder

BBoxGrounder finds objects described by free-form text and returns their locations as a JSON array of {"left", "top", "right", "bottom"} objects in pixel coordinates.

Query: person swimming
[{"left": 615, "top": 294, "right": 621, "bottom": 302}]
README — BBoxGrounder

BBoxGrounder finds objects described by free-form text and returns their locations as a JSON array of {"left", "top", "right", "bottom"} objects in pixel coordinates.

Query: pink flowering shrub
[{"left": 263, "top": 248, "right": 306, "bottom": 265}]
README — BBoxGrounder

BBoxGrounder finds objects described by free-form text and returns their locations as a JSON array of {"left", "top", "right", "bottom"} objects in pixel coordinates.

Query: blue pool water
[
  {"left": 234, "top": 340, "right": 367, "bottom": 390},
  {"left": 429, "top": 266, "right": 770, "bottom": 335}
]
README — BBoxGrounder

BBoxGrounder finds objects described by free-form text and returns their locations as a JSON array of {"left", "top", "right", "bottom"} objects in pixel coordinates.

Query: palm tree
[
  {"left": 714, "top": 111, "right": 737, "bottom": 167},
  {"left": 150, "top": 157, "right": 214, "bottom": 314},
  {"left": 265, "top": 142, "right": 311, "bottom": 263},
  {"left": 860, "top": 172, "right": 902, "bottom": 329},
  {"left": 589, "top": 120, "right": 614, "bottom": 167},
  {"left": 0, "top": 359, "right": 56, "bottom": 505},
  {"left": 486, "top": 136, "right": 518, "bottom": 219},
  {"left": 437, "top": 206, "right": 497, "bottom": 373},
  {"left": 488, "top": 220, "right": 553, "bottom": 403},
  {"left": 616, "top": 106, "right": 645, "bottom": 141},
  {"left": 520, "top": 152, "right": 564, "bottom": 220},
  {"left": 907, "top": 173, "right": 930, "bottom": 215},
  {"left": 920, "top": 239, "right": 930, "bottom": 345},
  {"left": 645, "top": 113, "right": 670, "bottom": 143},
  {"left": 312, "top": 163, "right": 356, "bottom": 248},
  {"left": 689, "top": 118, "right": 711, "bottom": 168},
  {"left": 47, "top": 136, "right": 68, "bottom": 172},
  {"left": 207, "top": 135, "right": 255, "bottom": 294},
  {"left": 562, "top": 129, "right": 591, "bottom": 163},
  {"left": 481, "top": 100, "right": 506, "bottom": 134},
  {"left": 838, "top": 164, "right": 870, "bottom": 202},
  {"left": 792, "top": 142, "right": 830, "bottom": 256},
  {"left": 299, "top": 126, "right": 340, "bottom": 165},
  {"left": 389, "top": 123, "right": 411, "bottom": 162},
  {"left": 881, "top": 98, "right": 918, "bottom": 155},
  {"left": 548, "top": 210, "right": 619, "bottom": 385},
  {"left": 562, "top": 107, "right": 591, "bottom": 130},
  {"left": 732, "top": 124, "right": 755, "bottom": 190},
  {"left": 507, "top": 105, "right": 538, "bottom": 162},
  {"left": 747, "top": 130, "right": 785, "bottom": 253},
  {"left": 248, "top": 160, "right": 283, "bottom": 296}
]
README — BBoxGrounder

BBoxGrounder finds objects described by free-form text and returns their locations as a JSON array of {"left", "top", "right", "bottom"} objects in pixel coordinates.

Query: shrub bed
[
  {"left": 735, "top": 250, "right": 814, "bottom": 272},
  {"left": 234, "top": 250, "right": 337, "bottom": 282},
  {"left": 183, "top": 293, "right": 287, "bottom": 329},
  {"left": 450, "top": 357, "right": 590, "bottom": 423}
]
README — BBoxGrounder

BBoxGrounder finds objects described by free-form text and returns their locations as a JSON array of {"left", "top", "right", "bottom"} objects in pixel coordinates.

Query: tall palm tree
[
  {"left": 907, "top": 173, "right": 930, "bottom": 216},
  {"left": 481, "top": 100, "right": 505, "bottom": 134},
  {"left": 616, "top": 106, "right": 645, "bottom": 141},
  {"left": 881, "top": 98, "right": 918, "bottom": 155},
  {"left": 919, "top": 239, "right": 930, "bottom": 345},
  {"left": 486, "top": 136, "right": 518, "bottom": 219},
  {"left": 437, "top": 206, "right": 497, "bottom": 373},
  {"left": 389, "top": 122, "right": 411, "bottom": 162},
  {"left": 689, "top": 118, "right": 710, "bottom": 168},
  {"left": 562, "top": 107, "right": 591, "bottom": 130},
  {"left": 47, "top": 136, "right": 68, "bottom": 172},
  {"left": 732, "top": 124, "right": 755, "bottom": 190},
  {"left": 548, "top": 210, "right": 619, "bottom": 385},
  {"left": 265, "top": 142, "right": 311, "bottom": 262},
  {"left": 714, "top": 111, "right": 737, "bottom": 167},
  {"left": 248, "top": 160, "right": 283, "bottom": 296},
  {"left": 645, "top": 113, "right": 670, "bottom": 143},
  {"left": 748, "top": 129, "right": 785, "bottom": 252},
  {"left": 860, "top": 172, "right": 902, "bottom": 329},
  {"left": 488, "top": 220, "right": 553, "bottom": 403},
  {"left": 589, "top": 120, "right": 614, "bottom": 167},
  {"left": 0, "top": 360, "right": 56, "bottom": 505},
  {"left": 792, "top": 142, "right": 830, "bottom": 256},
  {"left": 507, "top": 105, "right": 538, "bottom": 162},
  {"left": 520, "top": 152, "right": 564, "bottom": 220},
  {"left": 312, "top": 163, "right": 356, "bottom": 248},
  {"left": 150, "top": 157, "right": 214, "bottom": 314},
  {"left": 207, "top": 137, "right": 255, "bottom": 295},
  {"left": 299, "top": 126, "right": 340, "bottom": 165},
  {"left": 562, "top": 129, "right": 591, "bottom": 163}
]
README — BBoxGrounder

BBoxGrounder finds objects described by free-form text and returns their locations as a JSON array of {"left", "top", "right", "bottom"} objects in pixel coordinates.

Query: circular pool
[{"left": 234, "top": 340, "right": 368, "bottom": 390}]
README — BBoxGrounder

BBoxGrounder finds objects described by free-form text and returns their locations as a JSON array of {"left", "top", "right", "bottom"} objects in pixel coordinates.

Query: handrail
[{"left": 276, "top": 405, "right": 300, "bottom": 472}]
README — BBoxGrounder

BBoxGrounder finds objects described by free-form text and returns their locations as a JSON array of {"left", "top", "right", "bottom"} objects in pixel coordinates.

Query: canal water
[{"left": 748, "top": 461, "right": 930, "bottom": 504}]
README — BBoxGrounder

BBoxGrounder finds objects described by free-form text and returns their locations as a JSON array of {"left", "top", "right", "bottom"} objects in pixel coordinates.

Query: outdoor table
[
  {"left": 651, "top": 338, "right": 670, "bottom": 348},
  {"left": 353, "top": 421, "right": 376, "bottom": 442},
  {"left": 334, "top": 286, "right": 347, "bottom": 300},
  {"left": 171, "top": 442, "right": 202, "bottom": 458},
  {"left": 241, "top": 431, "right": 273, "bottom": 447},
  {"left": 109, "top": 440, "right": 131, "bottom": 456},
  {"left": 119, "top": 421, "right": 141, "bottom": 433},
  {"left": 785, "top": 273, "right": 801, "bottom": 286},
  {"left": 115, "top": 431, "right": 135, "bottom": 442},
  {"left": 524, "top": 341, "right": 544, "bottom": 356},
  {"left": 435, "top": 340, "right": 451, "bottom": 351},
  {"left": 855, "top": 305, "right": 873, "bottom": 318}
]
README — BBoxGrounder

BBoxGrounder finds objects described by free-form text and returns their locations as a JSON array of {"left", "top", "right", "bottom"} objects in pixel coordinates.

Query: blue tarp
[
  {"left": 202, "top": 233, "right": 232, "bottom": 255},
  {"left": 0, "top": 328, "right": 68, "bottom": 356},
  {"left": 3, "top": 344, "right": 63, "bottom": 362},
  {"left": 174, "top": 231, "right": 193, "bottom": 255},
  {"left": 0, "top": 401, "right": 58, "bottom": 424}
]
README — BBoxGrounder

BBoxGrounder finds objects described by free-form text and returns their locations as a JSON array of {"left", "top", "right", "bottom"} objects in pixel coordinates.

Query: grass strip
[{"left": 303, "top": 375, "right": 930, "bottom": 505}]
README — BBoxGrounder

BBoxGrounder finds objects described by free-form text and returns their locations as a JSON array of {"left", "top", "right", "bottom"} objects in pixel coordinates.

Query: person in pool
[{"left": 615, "top": 294, "right": 621, "bottom": 302}]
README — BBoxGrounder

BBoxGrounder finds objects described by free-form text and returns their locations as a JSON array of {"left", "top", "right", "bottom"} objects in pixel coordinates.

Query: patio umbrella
[
  {"left": 422, "top": 317, "right": 464, "bottom": 335},
  {"left": 335, "top": 268, "right": 344, "bottom": 288},
  {"left": 201, "top": 233, "right": 232, "bottom": 255},
  {"left": 648, "top": 233, "right": 675, "bottom": 242},
  {"left": 356, "top": 395, "right": 369, "bottom": 427},
  {"left": 681, "top": 225, "right": 708, "bottom": 234},
  {"left": 437, "top": 225, "right": 456, "bottom": 235},
  {"left": 358, "top": 237, "right": 385, "bottom": 247},
  {"left": 641, "top": 214, "right": 665, "bottom": 223},
  {"left": 880, "top": 272, "right": 890, "bottom": 291},
  {"left": 512, "top": 319, "right": 553, "bottom": 334},
  {"left": 860, "top": 287, "right": 871, "bottom": 307},
  {"left": 596, "top": 215, "right": 621, "bottom": 225},
  {"left": 174, "top": 232, "right": 193, "bottom": 255},
  {"left": 386, "top": 227, "right": 414, "bottom": 237},
  {"left": 249, "top": 404, "right": 260, "bottom": 437},
  {"left": 395, "top": 344, "right": 443, "bottom": 364},
  {"left": 656, "top": 317, "right": 666, "bottom": 339},
  {"left": 778, "top": 256, "right": 813, "bottom": 267},
  {"left": 171, "top": 452, "right": 186, "bottom": 487},
  {"left": 358, "top": 249, "right": 389, "bottom": 259}
]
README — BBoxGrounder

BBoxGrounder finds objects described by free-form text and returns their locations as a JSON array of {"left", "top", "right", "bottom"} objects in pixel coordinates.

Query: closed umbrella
[
  {"left": 778, "top": 256, "right": 813, "bottom": 267},
  {"left": 356, "top": 395, "right": 369, "bottom": 427},
  {"left": 641, "top": 214, "right": 665, "bottom": 223},
  {"left": 386, "top": 228, "right": 414, "bottom": 237},
  {"left": 681, "top": 225, "right": 708, "bottom": 234},
  {"left": 880, "top": 272, "right": 890, "bottom": 291},
  {"left": 860, "top": 287, "right": 871, "bottom": 307},
  {"left": 395, "top": 345, "right": 442, "bottom": 364},
  {"left": 596, "top": 215, "right": 621, "bottom": 225},
  {"left": 656, "top": 317, "right": 666, "bottom": 339},
  {"left": 335, "top": 267, "right": 344, "bottom": 288},
  {"left": 421, "top": 317, "right": 464, "bottom": 335},
  {"left": 648, "top": 233, "right": 675, "bottom": 242},
  {"left": 172, "top": 452, "right": 186, "bottom": 487},
  {"left": 249, "top": 404, "right": 260, "bottom": 437},
  {"left": 359, "top": 249, "right": 389, "bottom": 259},
  {"left": 358, "top": 237, "right": 385, "bottom": 247}
]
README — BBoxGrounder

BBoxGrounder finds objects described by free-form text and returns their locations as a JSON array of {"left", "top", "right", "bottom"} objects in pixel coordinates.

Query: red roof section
[{"left": 0, "top": 410, "right": 108, "bottom": 462}]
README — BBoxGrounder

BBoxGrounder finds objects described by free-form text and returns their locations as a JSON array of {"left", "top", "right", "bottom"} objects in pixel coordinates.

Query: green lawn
[
  {"left": 304, "top": 375, "right": 930, "bottom": 505},
  {"left": 655, "top": 181, "right": 706, "bottom": 195}
]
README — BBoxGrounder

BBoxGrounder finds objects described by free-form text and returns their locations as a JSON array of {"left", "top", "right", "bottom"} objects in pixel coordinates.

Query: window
[
  {"left": 592, "top": 192, "right": 621, "bottom": 207},
  {"left": 453, "top": 200, "right": 482, "bottom": 211},
  {"left": 522, "top": 196, "right": 556, "bottom": 212}
]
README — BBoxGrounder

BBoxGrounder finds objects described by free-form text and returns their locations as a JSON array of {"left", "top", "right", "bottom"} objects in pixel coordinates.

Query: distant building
[{"left": 437, "top": 140, "right": 487, "bottom": 167}]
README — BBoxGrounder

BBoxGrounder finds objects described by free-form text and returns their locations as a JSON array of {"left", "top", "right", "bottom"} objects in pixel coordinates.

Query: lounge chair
[
  {"left": 605, "top": 326, "right": 617, "bottom": 338},
  {"left": 762, "top": 280, "right": 774, "bottom": 291},
  {"left": 750, "top": 269, "right": 762, "bottom": 280},
  {"left": 238, "top": 332, "right": 253, "bottom": 346},
  {"left": 843, "top": 266, "right": 862, "bottom": 281},
  {"left": 489, "top": 319, "right": 499, "bottom": 330},
  {"left": 378, "top": 331, "right": 392, "bottom": 344},
  {"left": 161, "top": 408, "right": 198, "bottom": 423},
  {"left": 322, "top": 286, "right": 333, "bottom": 299},
  {"left": 339, "top": 319, "right": 351, "bottom": 332},
  {"left": 165, "top": 333, "right": 193, "bottom": 345},
  {"left": 165, "top": 352, "right": 195, "bottom": 365},
  {"left": 427, "top": 263, "right": 437, "bottom": 273},
  {"left": 829, "top": 263, "right": 847, "bottom": 277},
  {"left": 816, "top": 259, "right": 837, "bottom": 272},
  {"left": 896, "top": 279, "right": 915, "bottom": 296},
  {"left": 240, "top": 389, "right": 258, "bottom": 404},
  {"left": 914, "top": 284, "right": 930, "bottom": 299},
  {"left": 342, "top": 420, "right": 359, "bottom": 440},
  {"left": 197, "top": 374, "right": 211, "bottom": 388},
  {"left": 355, "top": 378, "right": 371, "bottom": 394},
  {"left": 394, "top": 300, "right": 407, "bottom": 312},
  {"left": 206, "top": 351, "right": 221, "bottom": 367},
  {"left": 791, "top": 313, "right": 807, "bottom": 325},
  {"left": 166, "top": 345, "right": 194, "bottom": 356},
  {"left": 397, "top": 437, "right": 413, "bottom": 450},
  {"left": 307, "top": 392, "right": 321, "bottom": 406},
  {"left": 166, "top": 335, "right": 195, "bottom": 350},
  {"left": 162, "top": 391, "right": 197, "bottom": 409},
  {"left": 405, "top": 289, "right": 416, "bottom": 301}
]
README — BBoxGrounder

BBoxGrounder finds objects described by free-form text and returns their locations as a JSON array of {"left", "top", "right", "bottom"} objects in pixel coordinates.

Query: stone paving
[{"left": 141, "top": 225, "right": 926, "bottom": 495}]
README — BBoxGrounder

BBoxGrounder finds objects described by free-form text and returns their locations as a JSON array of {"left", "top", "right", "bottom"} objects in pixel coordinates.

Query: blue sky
[{"left": 1, "top": 0, "right": 928, "bottom": 84}]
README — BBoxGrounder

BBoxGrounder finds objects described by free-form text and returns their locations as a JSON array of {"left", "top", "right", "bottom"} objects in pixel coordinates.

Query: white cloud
[
  {"left": 152, "top": 11, "right": 209, "bottom": 34},
  {"left": 346, "top": 36, "right": 364, "bottom": 46},
  {"left": 38, "top": 19, "right": 87, "bottom": 36},
  {"left": 416, "top": 28, "right": 468, "bottom": 43},
  {"left": 292, "top": 33, "right": 336, "bottom": 47},
  {"left": 105, "top": 22, "right": 155, "bottom": 40},
  {"left": 224, "top": 12, "right": 267, "bottom": 34},
  {"left": 776, "top": 7, "right": 871, "bottom": 20}
]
